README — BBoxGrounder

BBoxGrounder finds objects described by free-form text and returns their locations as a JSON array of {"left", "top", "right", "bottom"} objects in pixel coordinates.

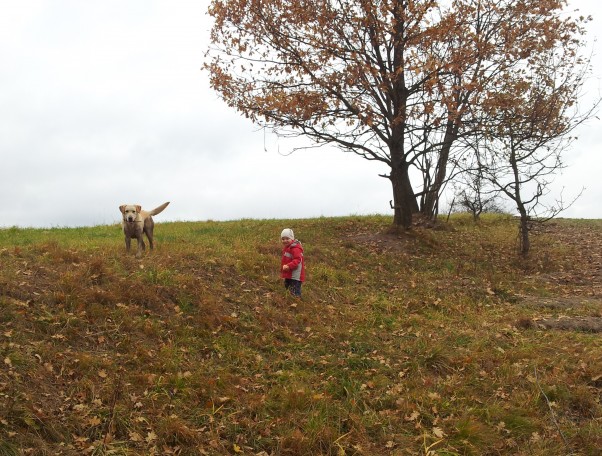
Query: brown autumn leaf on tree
[{"left": 205, "top": 0, "right": 590, "bottom": 229}]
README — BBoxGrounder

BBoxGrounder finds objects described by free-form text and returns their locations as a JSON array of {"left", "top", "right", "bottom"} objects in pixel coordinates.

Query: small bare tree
[
  {"left": 475, "top": 51, "right": 596, "bottom": 255},
  {"left": 453, "top": 167, "right": 503, "bottom": 221}
]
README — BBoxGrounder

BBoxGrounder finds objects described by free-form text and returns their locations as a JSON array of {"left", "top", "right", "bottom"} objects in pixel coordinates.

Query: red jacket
[{"left": 280, "top": 240, "right": 305, "bottom": 282}]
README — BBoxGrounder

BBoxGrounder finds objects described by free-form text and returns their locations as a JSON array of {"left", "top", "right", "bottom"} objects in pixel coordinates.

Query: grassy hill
[{"left": 0, "top": 215, "right": 600, "bottom": 455}]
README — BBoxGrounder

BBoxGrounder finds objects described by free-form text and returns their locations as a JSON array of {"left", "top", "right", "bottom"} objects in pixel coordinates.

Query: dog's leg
[
  {"left": 125, "top": 236, "right": 131, "bottom": 252},
  {"left": 136, "top": 236, "right": 145, "bottom": 258},
  {"left": 147, "top": 227, "right": 154, "bottom": 251},
  {"left": 144, "top": 217, "right": 155, "bottom": 251},
  {"left": 147, "top": 233, "right": 154, "bottom": 250}
]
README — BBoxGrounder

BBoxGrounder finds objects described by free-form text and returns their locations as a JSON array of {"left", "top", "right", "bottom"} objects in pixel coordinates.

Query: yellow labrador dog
[{"left": 119, "top": 202, "right": 170, "bottom": 258}]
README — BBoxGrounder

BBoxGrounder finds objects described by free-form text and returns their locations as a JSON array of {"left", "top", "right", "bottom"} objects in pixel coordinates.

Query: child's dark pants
[{"left": 284, "top": 279, "right": 302, "bottom": 297}]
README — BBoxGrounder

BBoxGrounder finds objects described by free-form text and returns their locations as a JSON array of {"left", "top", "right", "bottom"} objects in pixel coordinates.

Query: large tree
[{"left": 205, "top": 0, "right": 588, "bottom": 228}]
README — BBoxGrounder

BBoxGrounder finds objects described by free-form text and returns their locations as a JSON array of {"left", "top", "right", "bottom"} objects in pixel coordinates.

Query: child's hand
[{"left": 282, "top": 265, "right": 290, "bottom": 271}]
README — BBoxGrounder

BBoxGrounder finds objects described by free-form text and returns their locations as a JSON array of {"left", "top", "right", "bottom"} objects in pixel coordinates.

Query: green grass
[{"left": 0, "top": 214, "right": 601, "bottom": 455}]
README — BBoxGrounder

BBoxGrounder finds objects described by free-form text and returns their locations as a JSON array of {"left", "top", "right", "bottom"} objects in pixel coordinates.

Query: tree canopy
[{"left": 205, "top": 0, "right": 591, "bottom": 229}]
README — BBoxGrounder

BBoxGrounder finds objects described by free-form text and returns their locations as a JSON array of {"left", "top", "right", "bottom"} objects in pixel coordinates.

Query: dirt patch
[
  {"left": 533, "top": 316, "right": 602, "bottom": 333},
  {"left": 346, "top": 232, "right": 418, "bottom": 254},
  {"left": 518, "top": 295, "right": 602, "bottom": 332},
  {"left": 520, "top": 296, "right": 602, "bottom": 310},
  {"left": 345, "top": 218, "right": 443, "bottom": 254}
]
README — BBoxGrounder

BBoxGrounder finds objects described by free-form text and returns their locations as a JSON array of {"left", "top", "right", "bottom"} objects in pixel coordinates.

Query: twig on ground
[{"left": 533, "top": 366, "right": 571, "bottom": 453}]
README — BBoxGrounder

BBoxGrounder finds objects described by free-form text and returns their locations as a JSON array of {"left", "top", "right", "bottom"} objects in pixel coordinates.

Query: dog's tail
[{"left": 150, "top": 202, "right": 170, "bottom": 216}]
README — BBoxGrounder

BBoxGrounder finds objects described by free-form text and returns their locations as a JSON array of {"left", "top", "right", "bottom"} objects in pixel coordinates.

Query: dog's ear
[
  {"left": 135, "top": 205, "right": 142, "bottom": 213},
  {"left": 119, "top": 205, "right": 126, "bottom": 214}
]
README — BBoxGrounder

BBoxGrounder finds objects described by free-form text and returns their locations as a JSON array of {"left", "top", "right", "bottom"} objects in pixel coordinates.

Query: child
[{"left": 280, "top": 228, "right": 305, "bottom": 297}]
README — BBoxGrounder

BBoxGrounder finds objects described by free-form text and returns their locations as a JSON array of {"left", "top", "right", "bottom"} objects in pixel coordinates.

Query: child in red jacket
[{"left": 280, "top": 228, "right": 305, "bottom": 297}]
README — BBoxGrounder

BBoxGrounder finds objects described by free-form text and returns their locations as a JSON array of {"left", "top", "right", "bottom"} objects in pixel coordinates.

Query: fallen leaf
[
  {"left": 405, "top": 410, "right": 420, "bottom": 422},
  {"left": 432, "top": 427, "right": 446, "bottom": 438},
  {"left": 129, "top": 432, "right": 143, "bottom": 442},
  {"left": 88, "top": 416, "right": 101, "bottom": 426}
]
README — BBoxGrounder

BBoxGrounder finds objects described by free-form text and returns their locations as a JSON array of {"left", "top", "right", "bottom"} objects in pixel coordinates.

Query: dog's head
[{"left": 119, "top": 204, "right": 142, "bottom": 223}]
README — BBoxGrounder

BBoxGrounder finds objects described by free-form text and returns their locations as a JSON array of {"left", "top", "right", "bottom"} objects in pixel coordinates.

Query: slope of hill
[{"left": 0, "top": 215, "right": 600, "bottom": 455}]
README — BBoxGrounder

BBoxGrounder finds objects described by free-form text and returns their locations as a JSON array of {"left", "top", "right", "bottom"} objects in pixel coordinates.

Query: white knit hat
[{"left": 281, "top": 228, "right": 294, "bottom": 240}]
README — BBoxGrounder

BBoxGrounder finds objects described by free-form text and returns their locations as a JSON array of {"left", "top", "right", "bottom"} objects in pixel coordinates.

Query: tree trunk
[
  {"left": 509, "top": 145, "right": 530, "bottom": 256},
  {"left": 422, "top": 120, "right": 459, "bottom": 219},
  {"left": 390, "top": 164, "right": 416, "bottom": 229},
  {"left": 518, "top": 209, "right": 530, "bottom": 256}
]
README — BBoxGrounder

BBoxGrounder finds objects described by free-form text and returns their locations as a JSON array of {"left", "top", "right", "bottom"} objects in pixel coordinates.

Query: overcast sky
[{"left": 0, "top": 0, "right": 600, "bottom": 228}]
